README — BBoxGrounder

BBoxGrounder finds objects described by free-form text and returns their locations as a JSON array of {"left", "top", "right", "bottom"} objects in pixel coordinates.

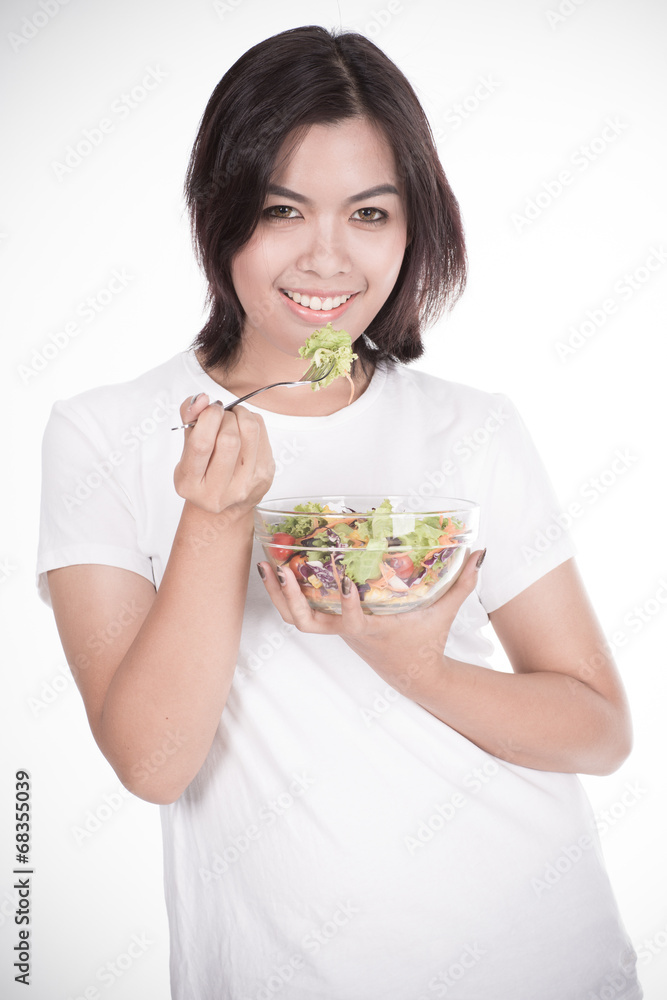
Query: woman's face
[{"left": 231, "top": 117, "right": 409, "bottom": 362}]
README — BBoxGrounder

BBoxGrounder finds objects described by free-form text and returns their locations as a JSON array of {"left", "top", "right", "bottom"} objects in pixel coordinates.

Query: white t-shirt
[{"left": 37, "top": 349, "right": 642, "bottom": 1000}]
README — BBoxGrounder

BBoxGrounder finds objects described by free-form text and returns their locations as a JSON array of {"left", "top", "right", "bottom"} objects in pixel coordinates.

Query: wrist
[
  {"left": 182, "top": 499, "right": 255, "bottom": 528},
  {"left": 177, "top": 501, "right": 254, "bottom": 558}
]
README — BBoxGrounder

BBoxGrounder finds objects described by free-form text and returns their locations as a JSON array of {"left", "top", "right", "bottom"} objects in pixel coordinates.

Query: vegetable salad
[{"left": 264, "top": 499, "right": 466, "bottom": 608}]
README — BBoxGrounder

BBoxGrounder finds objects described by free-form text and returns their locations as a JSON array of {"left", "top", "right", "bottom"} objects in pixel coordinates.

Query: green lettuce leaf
[
  {"left": 340, "top": 536, "right": 386, "bottom": 584},
  {"left": 298, "top": 324, "right": 358, "bottom": 391},
  {"left": 269, "top": 502, "right": 327, "bottom": 538}
]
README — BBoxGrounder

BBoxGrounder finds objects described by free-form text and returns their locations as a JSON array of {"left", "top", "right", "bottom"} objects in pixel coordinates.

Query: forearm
[
  {"left": 100, "top": 501, "right": 253, "bottom": 802},
  {"left": 406, "top": 655, "right": 630, "bottom": 776}
]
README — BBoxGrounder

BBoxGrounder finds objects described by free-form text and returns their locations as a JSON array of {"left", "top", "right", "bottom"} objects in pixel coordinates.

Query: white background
[{"left": 1, "top": 0, "right": 665, "bottom": 997}]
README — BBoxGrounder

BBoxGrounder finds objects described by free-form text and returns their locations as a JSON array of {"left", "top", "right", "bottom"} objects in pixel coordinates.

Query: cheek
[
  {"left": 372, "top": 233, "right": 408, "bottom": 288},
  {"left": 232, "top": 242, "right": 271, "bottom": 299}
]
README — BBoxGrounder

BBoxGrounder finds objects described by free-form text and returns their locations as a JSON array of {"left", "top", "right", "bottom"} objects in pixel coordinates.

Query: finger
[
  {"left": 179, "top": 402, "right": 227, "bottom": 481},
  {"left": 178, "top": 392, "right": 211, "bottom": 426},
  {"left": 337, "top": 573, "right": 369, "bottom": 632},
  {"left": 263, "top": 562, "right": 338, "bottom": 635},
  {"left": 227, "top": 407, "right": 260, "bottom": 479},
  {"left": 256, "top": 561, "right": 296, "bottom": 625},
  {"left": 205, "top": 407, "right": 244, "bottom": 491},
  {"left": 443, "top": 548, "right": 486, "bottom": 603}
]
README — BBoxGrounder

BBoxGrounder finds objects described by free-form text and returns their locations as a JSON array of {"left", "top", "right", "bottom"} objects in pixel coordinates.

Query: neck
[{"left": 196, "top": 350, "right": 375, "bottom": 417}]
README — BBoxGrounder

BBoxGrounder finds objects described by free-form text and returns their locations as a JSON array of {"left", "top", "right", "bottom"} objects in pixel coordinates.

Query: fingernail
[
  {"left": 276, "top": 567, "right": 286, "bottom": 586},
  {"left": 189, "top": 392, "right": 203, "bottom": 409},
  {"left": 476, "top": 549, "right": 487, "bottom": 569},
  {"left": 257, "top": 563, "right": 266, "bottom": 580},
  {"left": 342, "top": 575, "right": 351, "bottom": 596}
]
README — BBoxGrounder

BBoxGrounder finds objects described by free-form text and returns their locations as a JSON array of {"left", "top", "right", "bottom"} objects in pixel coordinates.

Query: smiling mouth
[{"left": 281, "top": 289, "right": 355, "bottom": 311}]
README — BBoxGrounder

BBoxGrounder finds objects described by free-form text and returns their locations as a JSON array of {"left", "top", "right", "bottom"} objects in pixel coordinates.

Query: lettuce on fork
[{"left": 299, "top": 324, "right": 358, "bottom": 402}]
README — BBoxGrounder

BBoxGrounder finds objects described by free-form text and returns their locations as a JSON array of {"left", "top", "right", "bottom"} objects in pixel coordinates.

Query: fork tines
[{"left": 302, "top": 359, "right": 335, "bottom": 381}]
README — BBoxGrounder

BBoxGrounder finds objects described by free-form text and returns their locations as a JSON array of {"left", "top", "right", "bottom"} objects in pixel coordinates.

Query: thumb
[{"left": 439, "top": 547, "right": 486, "bottom": 608}]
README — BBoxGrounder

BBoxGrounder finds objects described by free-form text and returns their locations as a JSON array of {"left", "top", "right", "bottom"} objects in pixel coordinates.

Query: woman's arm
[
  {"left": 48, "top": 395, "right": 275, "bottom": 805},
  {"left": 260, "top": 556, "right": 633, "bottom": 776},
  {"left": 411, "top": 559, "right": 633, "bottom": 775}
]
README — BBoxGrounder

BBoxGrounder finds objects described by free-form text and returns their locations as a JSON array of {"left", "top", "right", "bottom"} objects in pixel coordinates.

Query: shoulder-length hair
[{"left": 184, "top": 25, "right": 467, "bottom": 377}]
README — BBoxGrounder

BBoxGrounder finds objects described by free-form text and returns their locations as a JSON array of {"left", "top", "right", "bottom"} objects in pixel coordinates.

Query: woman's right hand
[{"left": 174, "top": 394, "right": 276, "bottom": 515}]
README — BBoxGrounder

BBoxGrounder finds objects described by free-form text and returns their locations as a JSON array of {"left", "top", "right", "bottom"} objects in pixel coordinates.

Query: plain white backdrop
[{"left": 1, "top": 0, "right": 665, "bottom": 997}]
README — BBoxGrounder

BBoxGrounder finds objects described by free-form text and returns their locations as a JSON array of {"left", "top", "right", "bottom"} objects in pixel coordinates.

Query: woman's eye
[
  {"left": 265, "top": 205, "right": 300, "bottom": 220},
  {"left": 352, "top": 207, "right": 386, "bottom": 223}
]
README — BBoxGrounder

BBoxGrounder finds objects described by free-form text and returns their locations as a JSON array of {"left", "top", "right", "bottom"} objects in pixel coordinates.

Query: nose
[{"left": 295, "top": 219, "right": 351, "bottom": 279}]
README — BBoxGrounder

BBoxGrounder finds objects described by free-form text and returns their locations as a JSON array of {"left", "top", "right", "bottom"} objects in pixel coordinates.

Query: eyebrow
[{"left": 266, "top": 183, "right": 400, "bottom": 205}]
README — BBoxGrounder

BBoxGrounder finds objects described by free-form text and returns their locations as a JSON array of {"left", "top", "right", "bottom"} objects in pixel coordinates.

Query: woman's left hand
[{"left": 257, "top": 550, "right": 486, "bottom": 696}]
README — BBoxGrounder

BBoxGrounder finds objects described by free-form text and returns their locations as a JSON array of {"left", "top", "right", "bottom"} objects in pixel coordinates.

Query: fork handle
[
  {"left": 171, "top": 380, "right": 302, "bottom": 430},
  {"left": 222, "top": 379, "right": 301, "bottom": 410}
]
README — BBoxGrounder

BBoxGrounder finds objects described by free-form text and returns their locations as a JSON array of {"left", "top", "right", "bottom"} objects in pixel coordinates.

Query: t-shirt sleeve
[
  {"left": 36, "top": 400, "right": 155, "bottom": 607},
  {"left": 474, "top": 393, "right": 576, "bottom": 613}
]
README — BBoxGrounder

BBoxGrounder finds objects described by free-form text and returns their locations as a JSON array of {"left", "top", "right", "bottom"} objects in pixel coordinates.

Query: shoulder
[
  {"left": 46, "top": 352, "right": 189, "bottom": 445},
  {"left": 383, "top": 363, "right": 517, "bottom": 427}
]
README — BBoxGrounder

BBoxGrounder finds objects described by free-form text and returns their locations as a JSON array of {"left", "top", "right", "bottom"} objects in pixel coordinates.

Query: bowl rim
[{"left": 254, "top": 495, "right": 480, "bottom": 516}]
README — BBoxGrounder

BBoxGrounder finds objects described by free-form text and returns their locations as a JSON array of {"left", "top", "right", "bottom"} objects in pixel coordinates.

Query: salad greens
[
  {"left": 264, "top": 498, "right": 466, "bottom": 607},
  {"left": 299, "top": 325, "right": 358, "bottom": 392}
]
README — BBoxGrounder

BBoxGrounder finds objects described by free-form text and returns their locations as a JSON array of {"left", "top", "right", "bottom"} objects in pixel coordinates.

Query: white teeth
[{"left": 282, "top": 290, "right": 353, "bottom": 310}]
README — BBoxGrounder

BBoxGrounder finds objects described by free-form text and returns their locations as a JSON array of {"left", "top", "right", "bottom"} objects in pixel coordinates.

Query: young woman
[{"left": 38, "top": 25, "right": 642, "bottom": 1000}]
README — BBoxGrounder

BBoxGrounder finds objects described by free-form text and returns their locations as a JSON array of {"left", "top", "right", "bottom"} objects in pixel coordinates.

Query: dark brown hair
[{"left": 185, "top": 25, "right": 467, "bottom": 378}]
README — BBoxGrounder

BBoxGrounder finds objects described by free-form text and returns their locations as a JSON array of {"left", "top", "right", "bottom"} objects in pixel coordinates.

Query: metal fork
[{"left": 171, "top": 359, "right": 336, "bottom": 430}]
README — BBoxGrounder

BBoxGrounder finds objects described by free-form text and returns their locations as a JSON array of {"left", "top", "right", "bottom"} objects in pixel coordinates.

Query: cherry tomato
[
  {"left": 269, "top": 533, "right": 296, "bottom": 561},
  {"left": 383, "top": 553, "right": 415, "bottom": 579}
]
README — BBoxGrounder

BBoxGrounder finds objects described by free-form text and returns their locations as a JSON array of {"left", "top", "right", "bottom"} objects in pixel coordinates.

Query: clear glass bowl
[{"left": 254, "top": 495, "right": 480, "bottom": 616}]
